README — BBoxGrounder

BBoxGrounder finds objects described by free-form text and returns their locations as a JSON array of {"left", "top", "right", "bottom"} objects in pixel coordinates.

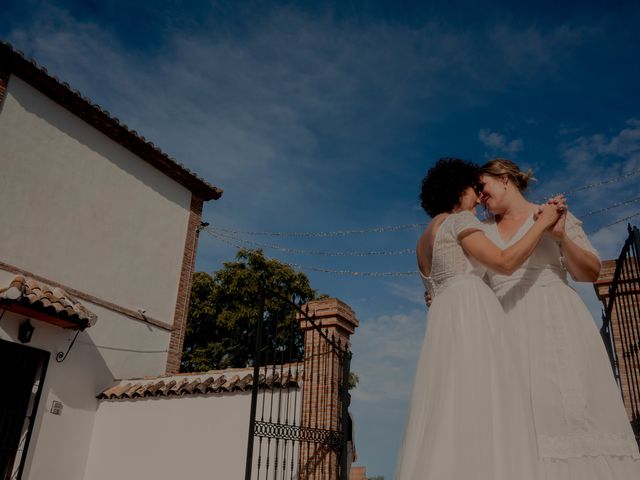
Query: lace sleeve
[
  {"left": 564, "top": 212, "right": 600, "bottom": 260},
  {"left": 452, "top": 211, "right": 483, "bottom": 240}
]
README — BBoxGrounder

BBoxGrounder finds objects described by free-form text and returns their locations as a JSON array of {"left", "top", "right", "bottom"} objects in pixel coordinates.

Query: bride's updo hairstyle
[
  {"left": 480, "top": 158, "right": 535, "bottom": 192},
  {"left": 420, "top": 158, "right": 481, "bottom": 218}
]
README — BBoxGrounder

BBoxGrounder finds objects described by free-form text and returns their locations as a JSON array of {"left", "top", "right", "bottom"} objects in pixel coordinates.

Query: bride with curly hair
[{"left": 396, "top": 157, "right": 561, "bottom": 479}]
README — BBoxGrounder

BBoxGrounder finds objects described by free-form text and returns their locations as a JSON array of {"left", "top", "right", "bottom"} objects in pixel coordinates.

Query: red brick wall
[
  {"left": 165, "top": 195, "right": 203, "bottom": 374},
  {"left": 298, "top": 299, "right": 358, "bottom": 479},
  {"left": 349, "top": 466, "right": 367, "bottom": 480}
]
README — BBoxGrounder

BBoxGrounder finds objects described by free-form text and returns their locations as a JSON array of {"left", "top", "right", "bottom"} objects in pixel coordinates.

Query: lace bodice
[
  {"left": 421, "top": 211, "right": 487, "bottom": 296},
  {"left": 483, "top": 212, "right": 600, "bottom": 296}
]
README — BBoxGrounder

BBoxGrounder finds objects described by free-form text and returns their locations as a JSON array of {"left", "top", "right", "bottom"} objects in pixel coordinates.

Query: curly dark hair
[{"left": 420, "top": 158, "right": 481, "bottom": 217}]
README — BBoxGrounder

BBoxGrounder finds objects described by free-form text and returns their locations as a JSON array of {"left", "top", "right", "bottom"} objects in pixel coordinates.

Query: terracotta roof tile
[
  {"left": 209, "top": 375, "right": 227, "bottom": 392},
  {"left": 132, "top": 384, "right": 150, "bottom": 398},
  {"left": 0, "top": 275, "right": 97, "bottom": 328},
  {"left": 145, "top": 381, "right": 164, "bottom": 397},
  {"left": 158, "top": 380, "right": 176, "bottom": 396},
  {"left": 193, "top": 377, "right": 214, "bottom": 394},
  {"left": 235, "top": 374, "right": 253, "bottom": 391},
  {"left": 100, "top": 383, "right": 130, "bottom": 399},
  {"left": 171, "top": 380, "right": 183, "bottom": 394},
  {"left": 223, "top": 374, "right": 240, "bottom": 391},
  {"left": 122, "top": 383, "right": 142, "bottom": 399},
  {"left": 267, "top": 371, "right": 280, "bottom": 388},
  {"left": 0, "top": 42, "right": 222, "bottom": 201},
  {"left": 180, "top": 379, "right": 200, "bottom": 395},
  {"left": 97, "top": 365, "right": 303, "bottom": 401}
]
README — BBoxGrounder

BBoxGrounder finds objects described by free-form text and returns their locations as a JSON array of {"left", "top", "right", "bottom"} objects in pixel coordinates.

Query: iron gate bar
[
  {"left": 601, "top": 224, "right": 640, "bottom": 446},
  {"left": 600, "top": 323, "right": 619, "bottom": 383},
  {"left": 601, "top": 226, "right": 634, "bottom": 382},
  {"left": 244, "top": 281, "right": 265, "bottom": 480},
  {"left": 245, "top": 281, "right": 352, "bottom": 480},
  {"left": 615, "top": 258, "right": 636, "bottom": 412},
  {"left": 628, "top": 229, "right": 640, "bottom": 421},
  {"left": 632, "top": 227, "right": 640, "bottom": 439},
  {"left": 622, "top": 248, "right": 640, "bottom": 415},
  {"left": 619, "top": 234, "right": 640, "bottom": 421},
  {"left": 339, "top": 348, "right": 351, "bottom": 478}
]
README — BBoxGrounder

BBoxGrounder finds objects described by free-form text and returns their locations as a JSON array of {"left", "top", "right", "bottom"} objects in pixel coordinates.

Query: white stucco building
[
  {"left": 0, "top": 42, "right": 222, "bottom": 479},
  {"left": 0, "top": 42, "right": 359, "bottom": 480}
]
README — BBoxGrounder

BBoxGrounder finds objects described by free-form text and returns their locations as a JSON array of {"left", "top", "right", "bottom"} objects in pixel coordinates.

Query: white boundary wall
[{"left": 84, "top": 390, "right": 301, "bottom": 480}]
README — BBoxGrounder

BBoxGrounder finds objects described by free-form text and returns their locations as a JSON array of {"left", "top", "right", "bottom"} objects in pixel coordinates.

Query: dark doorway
[{"left": 0, "top": 338, "right": 49, "bottom": 479}]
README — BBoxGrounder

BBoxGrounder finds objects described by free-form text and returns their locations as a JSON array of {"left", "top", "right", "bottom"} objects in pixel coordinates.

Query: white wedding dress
[
  {"left": 484, "top": 212, "right": 640, "bottom": 479},
  {"left": 396, "top": 211, "right": 540, "bottom": 480}
]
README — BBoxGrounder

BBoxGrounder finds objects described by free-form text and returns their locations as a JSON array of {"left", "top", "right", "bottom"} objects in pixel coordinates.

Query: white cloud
[
  {"left": 478, "top": 128, "right": 524, "bottom": 156},
  {"left": 526, "top": 120, "right": 640, "bottom": 270},
  {"left": 558, "top": 119, "right": 640, "bottom": 202},
  {"left": 489, "top": 23, "right": 594, "bottom": 76},
  {"left": 562, "top": 118, "right": 640, "bottom": 170},
  {"left": 350, "top": 309, "right": 425, "bottom": 403},
  {"left": 5, "top": 6, "right": 595, "bottom": 231},
  {"left": 385, "top": 280, "right": 427, "bottom": 306}
]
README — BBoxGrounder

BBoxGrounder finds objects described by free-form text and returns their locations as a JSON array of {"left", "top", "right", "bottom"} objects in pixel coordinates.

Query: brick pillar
[
  {"left": 297, "top": 298, "right": 358, "bottom": 480},
  {"left": 165, "top": 195, "right": 203, "bottom": 374},
  {"left": 594, "top": 258, "right": 639, "bottom": 421},
  {"left": 349, "top": 466, "right": 367, "bottom": 480}
]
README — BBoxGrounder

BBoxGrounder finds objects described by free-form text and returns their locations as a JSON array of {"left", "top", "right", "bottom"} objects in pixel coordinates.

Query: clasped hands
[{"left": 538, "top": 194, "right": 568, "bottom": 242}]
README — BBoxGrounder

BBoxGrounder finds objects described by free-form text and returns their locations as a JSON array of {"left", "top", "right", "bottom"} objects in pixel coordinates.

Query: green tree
[{"left": 181, "top": 249, "right": 316, "bottom": 371}]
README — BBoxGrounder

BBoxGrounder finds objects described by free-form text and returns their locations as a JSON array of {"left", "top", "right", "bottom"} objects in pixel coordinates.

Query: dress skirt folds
[
  {"left": 485, "top": 213, "right": 640, "bottom": 479},
  {"left": 395, "top": 275, "right": 540, "bottom": 480},
  {"left": 396, "top": 211, "right": 540, "bottom": 480}
]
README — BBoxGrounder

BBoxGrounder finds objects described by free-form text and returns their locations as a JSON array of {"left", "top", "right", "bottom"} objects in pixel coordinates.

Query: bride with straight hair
[
  {"left": 396, "top": 157, "right": 561, "bottom": 479},
  {"left": 479, "top": 158, "right": 640, "bottom": 478}
]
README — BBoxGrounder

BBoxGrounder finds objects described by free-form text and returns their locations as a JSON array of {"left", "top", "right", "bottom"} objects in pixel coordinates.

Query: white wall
[
  {"left": 83, "top": 391, "right": 301, "bottom": 480},
  {"left": 0, "top": 303, "right": 171, "bottom": 479},
  {"left": 0, "top": 73, "right": 196, "bottom": 479},
  {"left": 0, "top": 76, "right": 192, "bottom": 324}
]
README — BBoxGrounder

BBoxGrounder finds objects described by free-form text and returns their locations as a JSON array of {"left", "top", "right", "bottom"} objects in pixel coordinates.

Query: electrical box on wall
[{"left": 50, "top": 400, "right": 63, "bottom": 415}]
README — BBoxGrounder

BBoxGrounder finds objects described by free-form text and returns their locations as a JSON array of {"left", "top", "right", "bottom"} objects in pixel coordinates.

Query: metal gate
[
  {"left": 600, "top": 224, "right": 640, "bottom": 445},
  {"left": 244, "top": 289, "right": 352, "bottom": 480}
]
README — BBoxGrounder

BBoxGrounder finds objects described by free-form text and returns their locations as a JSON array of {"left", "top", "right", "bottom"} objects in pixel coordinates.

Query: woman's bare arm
[
  {"left": 560, "top": 236, "right": 600, "bottom": 281},
  {"left": 552, "top": 213, "right": 600, "bottom": 281},
  {"left": 460, "top": 205, "right": 559, "bottom": 275}
]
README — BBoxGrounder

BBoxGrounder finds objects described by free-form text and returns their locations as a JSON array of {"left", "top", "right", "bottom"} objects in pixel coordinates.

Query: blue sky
[{"left": 3, "top": 1, "right": 640, "bottom": 477}]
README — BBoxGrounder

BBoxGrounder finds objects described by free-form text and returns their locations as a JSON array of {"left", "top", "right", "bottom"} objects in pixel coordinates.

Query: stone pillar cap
[{"left": 297, "top": 297, "right": 359, "bottom": 335}]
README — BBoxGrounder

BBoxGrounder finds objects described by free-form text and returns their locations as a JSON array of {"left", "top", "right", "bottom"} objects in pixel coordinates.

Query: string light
[
  {"left": 203, "top": 171, "right": 640, "bottom": 276},
  {"left": 206, "top": 227, "right": 414, "bottom": 256},
  {"left": 553, "top": 168, "right": 640, "bottom": 197},
  {"left": 285, "top": 263, "right": 417, "bottom": 277},
  {"left": 208, "top": 212, "right": 640, "bottom": 276},
  {"left": 212, "top": 223, "right": 423, "bottom": 238},
  {"left": 206, "top": 229, "right": 417, "bottom": 276},
  {"left": 205, "top": 198, "right": 639, "bottom": 259},
  {"left": 578, "top": 196, "right": 640, "bottom": 219},
  {"left": 587, "top": 211, "right": 640, "bottom": 235},
  {"left": 211, "top": 169, "right": 640, "bottom": 239}
]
